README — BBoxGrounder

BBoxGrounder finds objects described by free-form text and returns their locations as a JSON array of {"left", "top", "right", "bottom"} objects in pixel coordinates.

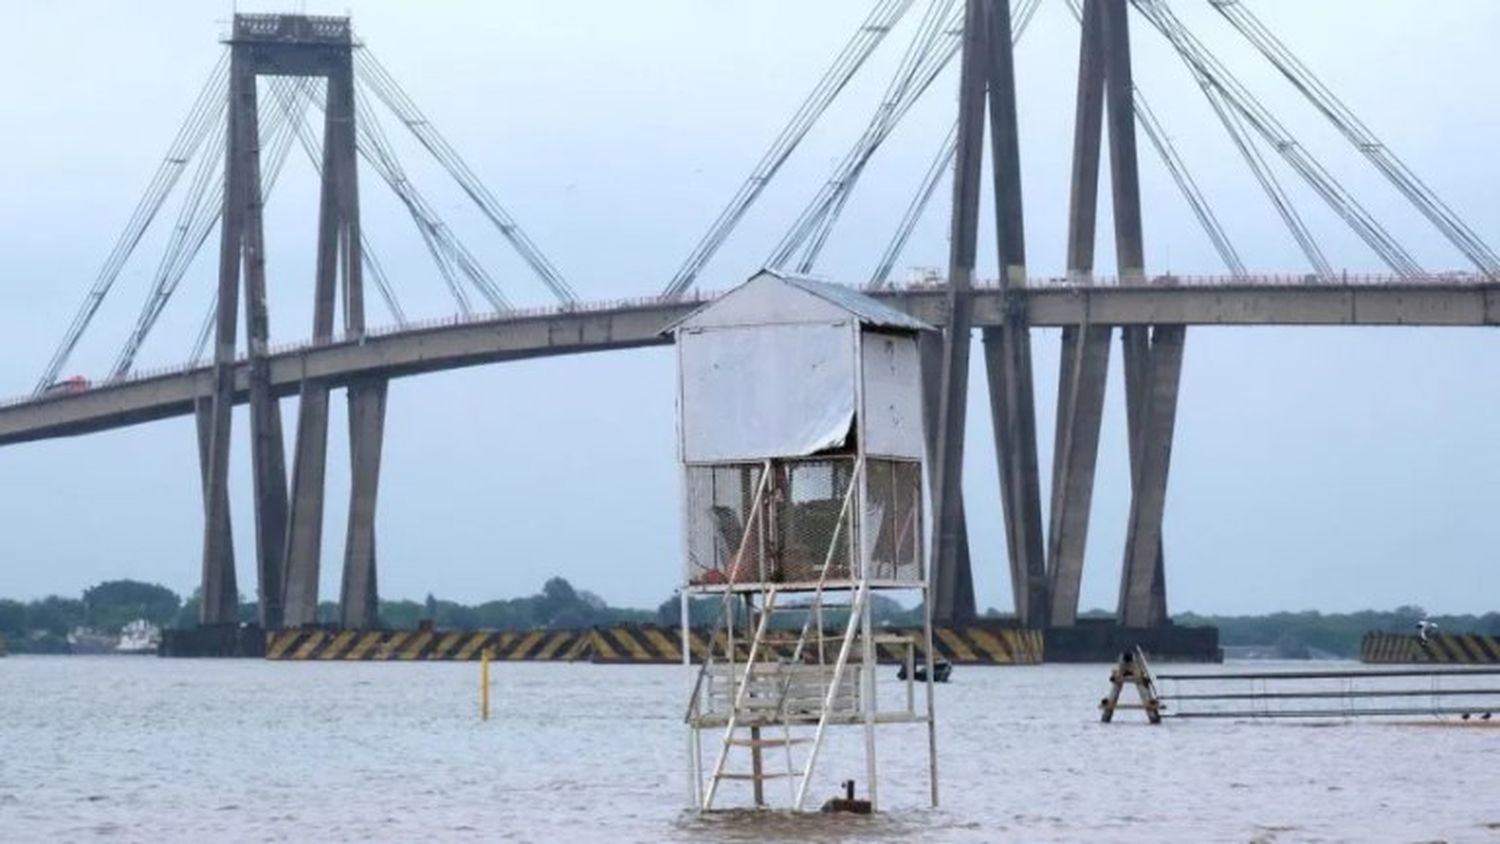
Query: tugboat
[
  {"left": 897, "top": 658, "right": 952, "bottom": 683},
  {"left": 115, "top": 620, "right": 162, "bottom": 655}
]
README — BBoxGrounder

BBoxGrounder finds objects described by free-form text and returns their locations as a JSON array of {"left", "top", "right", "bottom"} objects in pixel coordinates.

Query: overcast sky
[{"left": 0, "top": 1, "right": 1497, "bottom": 615}]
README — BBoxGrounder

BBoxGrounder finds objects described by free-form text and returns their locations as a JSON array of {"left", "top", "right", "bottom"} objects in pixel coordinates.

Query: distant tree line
[
  {"left": 0, "top": 580, "right": 182, "bottom": 653},
  {"left": 1174, "top": 607, "right": 1500, "bottom": 658},
  {"left": 3, "top": 578, "right": 1495, "bottom": 659}
]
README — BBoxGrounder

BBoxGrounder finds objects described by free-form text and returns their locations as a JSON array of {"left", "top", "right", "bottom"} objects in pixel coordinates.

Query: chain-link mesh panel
[
  {"left": 863, "top": 458, "right": 923, "bottom": 582},
  {"left": 685, "top": 458, "right": 860, "bottom": 585},
  {"left": 774, "top": 458, "right": 856, "bottom": 583},
  {"left": 684, "top": 463, "right": 766, "bottom": 585}
]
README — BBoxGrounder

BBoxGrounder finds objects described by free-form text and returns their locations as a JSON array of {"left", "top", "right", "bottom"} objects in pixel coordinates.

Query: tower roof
[{"left": 664, "top": 269, "right": 932, "bottom": 334}]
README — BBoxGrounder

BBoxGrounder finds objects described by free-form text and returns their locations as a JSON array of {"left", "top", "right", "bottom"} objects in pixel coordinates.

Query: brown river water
[{"left": 1, "top": 657, "right": 1497, "bottom": 842}]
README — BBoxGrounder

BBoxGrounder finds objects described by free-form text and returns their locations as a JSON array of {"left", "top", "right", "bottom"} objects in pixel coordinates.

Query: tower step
[
  {"left": 727, "top": 737, "right": 811, "bottom": 748},
  {"left": 716, "top": 772, "right": 796, "bottom": 781}
]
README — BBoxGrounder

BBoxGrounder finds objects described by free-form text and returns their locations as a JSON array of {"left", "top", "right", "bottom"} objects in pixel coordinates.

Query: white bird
[{"left": 1415, "top": 618, "right": 1438, "bottom": 644}]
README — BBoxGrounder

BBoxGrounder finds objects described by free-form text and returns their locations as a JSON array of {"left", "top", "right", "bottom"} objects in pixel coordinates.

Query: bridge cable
[
  {"left": 1134, "top": 85, "right": 1248, "bottom": 278},
  {"left": 185, "top": 79, "right": 314, "bottom": 366},
  {"left": 767, "top": 0, "right": 965, "bottom": 274},
  {"left": 1132, "top": 0, "right": 1356, "bottom": 278},
  {"left": 275, "top": 76, "right": 479, "bottom": 318},
  {"left": 1211, "top": 0, "right": 1500, "bottom": 277},
  {"left": 1197, "top": 68, "right": 1329, "bottom": 279},
  {"left": 658, "top": 0, "right": 917, "bottom": 299},
  {"left": 36, "top": 52, "right": 230, "bottom": 392},
  {"left": 773, "top": 0, "right": 1046, "bottom": 276},
  {"left": 115, "top": 77, "right": 326, "bottom": 378},
  {"left": 353, "top": 49, "right": 577, "bottom": 305},
  {"left": 351, "top": 84, "right": 473, "bottom": 317},
  {"left": 867, "top": 122, "right": 957, "bottom": 288},
  {"left": 111, "top": 116, "right": 228, "bottom": 377},
  {"left": 349, "top": 69, "right": 519, "bottom": 314},
  {"left": 869, "top": 0, "right": 1247, "bottom": 286},
  {"left": 351, "top": 77, "right": 511, "bottom": 313},
  {"left": 267, "top": 78, "right": 410, "bottom": 328},
  {"left": 275, "top": 76, "right": 507, "bottom": 318},
  {"left": 1059, "top": 0, "right": 1248, "bottom": 278},
  {"left": 1133, "top": 0, "right": 1422, "bottom": 277}
]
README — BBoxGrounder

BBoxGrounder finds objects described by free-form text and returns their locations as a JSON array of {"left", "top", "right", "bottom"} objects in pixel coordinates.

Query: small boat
[
  {"left": 897, "top": 658, "right": 952, "bottom": 683},
  {"left": 115, "top": 620, "right": 162, "bottom": 655}
]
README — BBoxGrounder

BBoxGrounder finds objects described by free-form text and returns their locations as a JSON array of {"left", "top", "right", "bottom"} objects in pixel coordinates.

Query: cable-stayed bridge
[{"left": 4, "top": 4, "right": 1494, "bottom": 640}]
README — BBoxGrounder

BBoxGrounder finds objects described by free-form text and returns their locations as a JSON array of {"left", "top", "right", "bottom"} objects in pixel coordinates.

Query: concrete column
[
  {"left": 199, "top": 51, "right": 251, "bottom": 626},
  {"left": 196, "top": 397, "right": 236, "bottom": 622},
  {"left": 928, "top": 0, "right": 989, "bottom": 625},
  {"left": 1101, "top": 0, "right": 1177, "bottom": 627},
  {"left": 1047, "top": 0, "right": 1112, "bottom": 626},
  {"left": 334, "top": 58, "right": 375, "bottom": 630},
  {"left": 339, "top": 379, "right": 387, "bottom": 628},
  {"left": 281, "top": 66, "right": 353, "bottom": 627},
  {"left": 1046, "top": 324, "right": 1110, "bottom": 625},
  {"left": 282, "top": 382, "right": 330, "bottom": 626},
  {"left": 982, "top": 324, "right": 1048, "bottom": 626},
  {"left": 918, "top": 331, "right": 975, "bottom": 619},
  {"left": 1118, "top": 326, "right": 1185, "bottom": 626},
  {"left": 981, "top": 0, "right": 1048, "bottom": 627},
  {"left": 237, "top": 75, "right": 290, "bottom": 630}
]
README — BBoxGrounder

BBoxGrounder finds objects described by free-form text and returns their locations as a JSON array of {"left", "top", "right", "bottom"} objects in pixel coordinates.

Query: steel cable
[
  {"left": 355, "top": 49, "right": 576, "bottom": 304},
  {"left": 1134, "top": 0, "right": 1421, "bottom": 277},
  {"left": 660, "top": 0, "right": 917, "bottom": 298},
  {"left": 266, "top": 78, "right": 409, "bottom": 327},
  {"left": 1212, "top": 0, "right": 1499, "bottom": 277},
  {"left": 37, "top": 52, "right": 230, "bottom": 391}
]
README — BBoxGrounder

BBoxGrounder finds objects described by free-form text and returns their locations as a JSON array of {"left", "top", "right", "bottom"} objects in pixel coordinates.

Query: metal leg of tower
[
  {"left": 282, "top": 380, "right": 331, "bottom": 627},
  {"left": 918, "top": 330, "right": 976, "bottom": 622},
  {"left": 1047, "top": 324, "right": 1111, "bottom": 626},
  {"left": 339, "top": 379, "right": 387, "bottom": 629},
  {"left": 1118, "top": 326, "right": 1185, "bottom": 627}
]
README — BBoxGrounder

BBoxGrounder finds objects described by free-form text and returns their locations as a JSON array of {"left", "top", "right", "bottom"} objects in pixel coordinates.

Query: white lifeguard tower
[{"left": 671, "top": 269, "right": 939, "bottom": 812}]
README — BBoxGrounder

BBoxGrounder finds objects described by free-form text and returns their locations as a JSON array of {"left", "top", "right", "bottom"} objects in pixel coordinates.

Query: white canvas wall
[
  {"left": 678, "top": 321, "right": 856, "bottom": 462},
  {"left": 859, "top": 330, "right": 925, "bottom": 459}
]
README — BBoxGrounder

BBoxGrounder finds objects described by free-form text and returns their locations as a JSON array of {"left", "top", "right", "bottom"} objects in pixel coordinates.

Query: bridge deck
[{"left": 2, "top": 276, "right": 1495, "bottom": 446}]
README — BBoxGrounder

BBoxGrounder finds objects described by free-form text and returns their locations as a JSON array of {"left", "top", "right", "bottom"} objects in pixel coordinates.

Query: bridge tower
[
  {"left": 930, "top": 0, "right": 1177, "bottom": 630},
  {"left": 200, "top": 13, "right": 386, "bottom": 629},
  {"left": 929, "top": 0, "right": 1047, "bottom": 626}
]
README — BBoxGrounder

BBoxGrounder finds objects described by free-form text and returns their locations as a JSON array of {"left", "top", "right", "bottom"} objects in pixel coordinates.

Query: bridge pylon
[
  {"left": 931, "top": 0, "right": 1180, "bottom": 629},
  {"left": 929, "top": 0, "right": 1047, "bottom": 626},
  {"left": 200, "top": 14, "right": 387, "bottom": 629},
  {"left": 1048, "top": 0, "right": 1180, "bottom": 629}
]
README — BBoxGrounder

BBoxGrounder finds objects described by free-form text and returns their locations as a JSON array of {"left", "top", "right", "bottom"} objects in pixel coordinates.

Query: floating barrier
[
  {"left": 264, "top": 624, "right": 1043, "bottom": 665},
  {"left": 1361, "top": 631, "right": 1500, "bottom": 664},
  {"left": 1101, "top": 648, "right": 1500, "bottom": 723}
]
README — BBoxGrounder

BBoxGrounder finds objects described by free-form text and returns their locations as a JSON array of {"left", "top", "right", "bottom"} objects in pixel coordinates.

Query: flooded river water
[{"left": 1, "top": 657, "right": 1496, "bottom": 842}]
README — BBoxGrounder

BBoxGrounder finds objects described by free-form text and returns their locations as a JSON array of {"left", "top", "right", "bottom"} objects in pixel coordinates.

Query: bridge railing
[{"left": 971, "top": 271, "right": 1494, "bottom": 289}]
